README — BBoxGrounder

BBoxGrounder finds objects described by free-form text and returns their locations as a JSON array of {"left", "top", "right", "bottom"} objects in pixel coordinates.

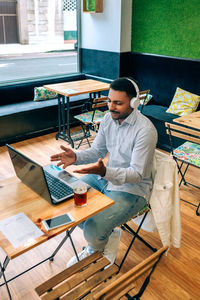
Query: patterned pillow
[
  {"left": 174, "top": 141, "right": 200, "bottom": 167},
  {"left": 166, "top": 87, "right": 200, "bottom": 116},
  {"left": 34, "top": 87, "right": 58, "bottom": 101}
]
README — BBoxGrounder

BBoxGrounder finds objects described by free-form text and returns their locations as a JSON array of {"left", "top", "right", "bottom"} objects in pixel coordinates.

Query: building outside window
[{"left": 0, "top": 0, "right": 79, "bottom": 84}]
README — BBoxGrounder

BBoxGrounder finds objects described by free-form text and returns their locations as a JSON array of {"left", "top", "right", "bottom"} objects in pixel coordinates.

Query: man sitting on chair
[{"left": 50, "top": 77, "right": 157, "bottom": 267}]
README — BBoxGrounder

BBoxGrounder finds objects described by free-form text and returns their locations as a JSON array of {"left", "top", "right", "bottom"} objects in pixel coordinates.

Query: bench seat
[
  {"left": 139, "top": 104, "right": 183, "bottom": 151},
  {"left": 0, "top": 94, "right": 90, "bottom": 145}
]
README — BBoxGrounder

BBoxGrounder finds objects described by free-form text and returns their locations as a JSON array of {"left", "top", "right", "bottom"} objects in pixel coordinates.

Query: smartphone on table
[{"left": 42, "top": 213, "right": 75, "bottom": 231}]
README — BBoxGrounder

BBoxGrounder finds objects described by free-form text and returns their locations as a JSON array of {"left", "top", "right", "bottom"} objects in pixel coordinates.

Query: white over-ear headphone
[{"left": 126, "top": 78, "right": 140, "bottom": 109}]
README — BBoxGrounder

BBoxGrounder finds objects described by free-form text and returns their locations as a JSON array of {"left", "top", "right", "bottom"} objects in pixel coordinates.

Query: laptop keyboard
[{"left": 44, "top": 171, "right": 74, "bottom": 200}]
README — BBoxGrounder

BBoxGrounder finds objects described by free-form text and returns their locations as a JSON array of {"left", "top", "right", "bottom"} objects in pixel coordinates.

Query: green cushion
[{"left": 74, "top": 110, "right": 108, "bottom": 124}]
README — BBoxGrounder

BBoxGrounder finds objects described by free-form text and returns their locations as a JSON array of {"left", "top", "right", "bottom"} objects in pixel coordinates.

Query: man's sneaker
[
  {"left": 103, "top": 228, "right": 122, "bottom": 265},
  {"left": 66, "top": 247, "right": 91, "bottom": 268}
]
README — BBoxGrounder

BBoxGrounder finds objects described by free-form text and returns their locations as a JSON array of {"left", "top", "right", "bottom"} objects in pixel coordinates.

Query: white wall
[
  {"left": 120, "top": 0, "right": 132, "bottom": 52},
  {"left": 81, "top": 0, "right": 132, "bottom": 53}
]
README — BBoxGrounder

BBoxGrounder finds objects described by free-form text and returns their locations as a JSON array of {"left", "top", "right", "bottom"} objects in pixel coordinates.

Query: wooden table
[
  {"left": 173, "top": 110, "right": 200, "bottom": 130},
  {"left": 0, "top": 176, "right": 114, "bottom": 299},
  {"left": 44, "top": 79, "right": 110, "bottom": 148}
]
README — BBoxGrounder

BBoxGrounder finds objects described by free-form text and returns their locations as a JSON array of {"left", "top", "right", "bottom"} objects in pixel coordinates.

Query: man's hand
[
  {"left": 50, "top": 145, "right": 76, "bottom": 169},
  {"left": 74, "top": 158, "right": 106, "bottom": 177}
]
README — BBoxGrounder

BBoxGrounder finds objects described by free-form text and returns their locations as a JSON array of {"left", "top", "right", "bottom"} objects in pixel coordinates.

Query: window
[{"left": 0, "top": 0, "right": 80, "bottom": 84}]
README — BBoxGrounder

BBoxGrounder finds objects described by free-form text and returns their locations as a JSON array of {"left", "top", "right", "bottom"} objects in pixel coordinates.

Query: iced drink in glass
[{"left": 73, "top": 183, "right": 87, "bottom": 207}]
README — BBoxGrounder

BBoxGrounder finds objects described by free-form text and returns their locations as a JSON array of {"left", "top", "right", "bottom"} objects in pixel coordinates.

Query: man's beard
[{"left": 110, "top": 110, "right": 130, "bottom": 120}]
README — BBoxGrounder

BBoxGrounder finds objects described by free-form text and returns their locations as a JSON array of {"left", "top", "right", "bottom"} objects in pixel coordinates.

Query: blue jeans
[{"left": 78, "top": 175, "right": 147, "bottom": 253}]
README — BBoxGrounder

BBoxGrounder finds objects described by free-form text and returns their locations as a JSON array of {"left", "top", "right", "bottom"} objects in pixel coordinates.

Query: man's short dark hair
[{"left": 110, "top": 77, "right": 138, "bottom": 99}]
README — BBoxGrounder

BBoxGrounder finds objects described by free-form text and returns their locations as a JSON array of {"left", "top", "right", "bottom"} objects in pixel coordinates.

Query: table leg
[
  {"left": 56, "top": 91, "right": 105, "bottom": 148},
  {"left": 49, "top": 227, "right": 77, "bottom": 260},
  {"left": 56, "top": 95, "right": 62, "bottom": 140},
  {"left": 0, "top": 258, "right": 12, "bottom": 299},
  {"left": 56, "top": 95, "right": 74, "bottom": 148},
  {"left": 0, "top": 227, "right": 78, "bottom": 297}
]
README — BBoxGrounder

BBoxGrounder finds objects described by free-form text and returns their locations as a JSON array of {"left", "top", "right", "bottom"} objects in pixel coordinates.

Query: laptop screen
[{"left": 7, "top": 144, "right": 52, "bottom": 203}]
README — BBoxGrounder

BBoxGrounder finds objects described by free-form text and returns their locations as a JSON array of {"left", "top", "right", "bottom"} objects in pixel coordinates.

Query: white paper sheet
[
  {"left": 61, "top": 88, "right": 78, "bottom": 94},
  {"left": 0, "top": 212, "right": 43, "bottom": 248}
]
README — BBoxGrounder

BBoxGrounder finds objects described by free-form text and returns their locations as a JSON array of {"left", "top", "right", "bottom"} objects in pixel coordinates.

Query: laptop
[{"left": 6, "top": 144, "right": 90, "bottom": 205}]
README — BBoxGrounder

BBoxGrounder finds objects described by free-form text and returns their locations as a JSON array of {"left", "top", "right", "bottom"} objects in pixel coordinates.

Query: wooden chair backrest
[
  {"left": 35, "top": 245, "right": 168, "bottom": 300},
  {"left": 92, "top": 96, "right": 108, "bottom": 109},
  {"left": 91, "top": 90, "right": 150, "bottom": 110},
  {"left": 165, "top": 122, "right": 200, "bottom": 144},
  {"left": 93, "top": 245, "right": 168, "bottom": 300},
  {"left": 139, "top": 89, "right": 150, "bottom": 103}
]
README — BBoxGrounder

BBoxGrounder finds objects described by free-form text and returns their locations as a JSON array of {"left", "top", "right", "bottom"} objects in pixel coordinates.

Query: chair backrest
[
  {"left": 91, "top": 96, "right": 108, "bottom": 122},
  {"left": 93, "top": 245, "right": 168, "bottom": 300},
  {"left": 139, "top": 89, "right": 150, "bottom": 104},
  {"left": 92, "top": 91, "right": 150, "bottom": 116},
  {"left": 165, "top": 122, "right": 200, "bottom": 143},
  {"left": 92, "top": 96, "right": 108, "bottom": 109},
  {"left": 165, "top": 122, "right": 200, "bottom": 152},
  {"left": 35, "top": 246, "right": 168, "bottom": 300},
  {"left": 139, "top": 90, "right": 150, "bottom": 113}
]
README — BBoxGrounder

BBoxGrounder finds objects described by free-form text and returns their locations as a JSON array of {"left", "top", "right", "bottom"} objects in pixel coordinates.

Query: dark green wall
[{"left": 132, "top": 0, "right": 200, "bottom": 59}]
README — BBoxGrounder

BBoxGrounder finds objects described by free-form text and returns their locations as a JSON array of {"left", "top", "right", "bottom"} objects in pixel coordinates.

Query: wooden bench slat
[
  {"left": 92, "top": 102, "right": 108, "bottom": 109},
  {"left": 35, "top": 251, "right": 103, "bottom": 296},
  {"left": 107, "top": 282, "right": 136, "bottom": 300},
  {"left": 89, "top": 272, "right": 122, "bottom": 295},
  {"left": 62, "top": 265, "right": 118, "bottom": 300},
  {"left": 93, "top": 97, "right": 108, "bottom": 103},
  {"left": 82, "top": 282, "right": 136, "bottom": 300},
  {"left": 35, "top": 246, "right": 168, "bottom": 300},
  {"left": 41, "top": 257, "right": 111, "bottom": 300},
  {"left": 166, "top": 129, "right": 200, "bottom": 144},
  {"left": 165, "top": 122, "right": 200, "bottom": 138},
  {"left": 139, "top": 90, "right": 150, "bottom": 95},
  {"left": 93, "top": 246, "right": 168, "bottom": 300},
  {"left": 94, "top": 261, "right": 155, "bottom": 300}
]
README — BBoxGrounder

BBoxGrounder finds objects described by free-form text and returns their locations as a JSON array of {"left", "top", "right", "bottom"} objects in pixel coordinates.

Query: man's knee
[{"left": 83, "top": 218, "right": 108, "bottom": 243}]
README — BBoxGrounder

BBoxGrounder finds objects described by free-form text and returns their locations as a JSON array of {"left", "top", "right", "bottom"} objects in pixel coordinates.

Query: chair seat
[
  {"left": 35, "top": 247, "right": 168, "bottom": 300},
  {"left": 35, "top": 251, "right": 119, "bottom": 300},
  {"left": 174, "top": 141, "right": 200, "bottom": 167},
  {"left": 75, "top": 110, "right": 108, "bottom": 124}
]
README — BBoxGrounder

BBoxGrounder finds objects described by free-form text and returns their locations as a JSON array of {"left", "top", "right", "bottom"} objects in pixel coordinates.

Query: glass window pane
[{"left": 0, "top": 0, "right": 79, "bottom": 84}]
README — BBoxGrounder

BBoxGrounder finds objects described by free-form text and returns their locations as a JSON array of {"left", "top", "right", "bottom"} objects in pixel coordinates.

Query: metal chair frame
[
  {"left": 118, "top": 206, "right": 157, "bottom": 272},
  {"left": 165, "top": 122, "right": 200, "bottom": 215}
]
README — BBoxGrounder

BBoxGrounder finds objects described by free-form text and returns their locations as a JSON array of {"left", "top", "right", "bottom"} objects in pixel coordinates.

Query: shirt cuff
[
  {"left": 104, "top": 167, "right": 114, "bottom": 181},
  {"left": 74, "top": 152, "right": 80, "bottom": 165}
]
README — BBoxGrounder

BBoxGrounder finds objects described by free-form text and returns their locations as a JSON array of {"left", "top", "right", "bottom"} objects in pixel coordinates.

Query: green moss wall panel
[{"left": 132, "top": 0, "right": 200, "bottom": 59}]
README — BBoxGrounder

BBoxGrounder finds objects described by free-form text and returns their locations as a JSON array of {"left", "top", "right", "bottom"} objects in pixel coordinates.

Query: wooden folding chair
[
  {"left": 35, "top": 246, "right": 168, "bottom": 300},
  {"left": 165, "top": 122, "right": 200, "bottom": 215},
  {"left": 74, "top": 96, "right": 108, "bottom": 148}
]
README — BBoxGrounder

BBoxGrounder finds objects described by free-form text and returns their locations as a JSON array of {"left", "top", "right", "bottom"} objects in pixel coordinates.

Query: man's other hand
[
  {"left": 74, "top": 158, "right": 106, "bottom": 177},
  {"left": 50, "top": 145, "right": 76, "bottom": 169}
]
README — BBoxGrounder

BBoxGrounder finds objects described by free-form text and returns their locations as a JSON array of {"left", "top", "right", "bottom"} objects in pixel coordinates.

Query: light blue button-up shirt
[{"left": 75, "top": 109, "right": 158, "bottom": 200}]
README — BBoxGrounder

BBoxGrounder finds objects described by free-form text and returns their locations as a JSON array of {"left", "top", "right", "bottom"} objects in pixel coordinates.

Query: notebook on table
[{"left": 6, "top": 144, "right": 90, "bottom": 205}]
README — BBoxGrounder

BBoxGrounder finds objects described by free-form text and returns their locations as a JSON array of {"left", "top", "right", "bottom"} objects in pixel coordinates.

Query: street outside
[{"left": 0, "top": 42, "right": 78, "bottom": 84}]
